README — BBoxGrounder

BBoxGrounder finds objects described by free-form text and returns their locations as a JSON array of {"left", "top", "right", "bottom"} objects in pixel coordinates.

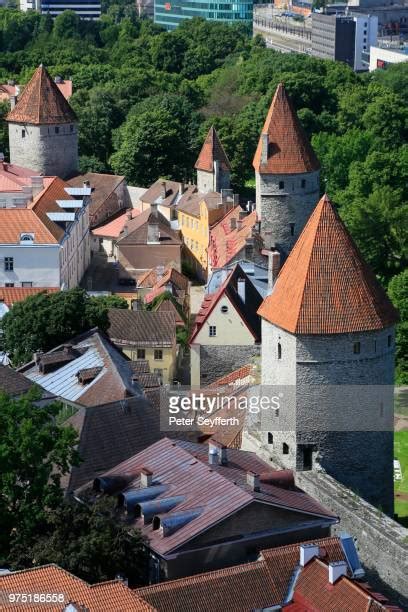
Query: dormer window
[{"left": 20, "top": 232, "right": 34, "bottom": 244}]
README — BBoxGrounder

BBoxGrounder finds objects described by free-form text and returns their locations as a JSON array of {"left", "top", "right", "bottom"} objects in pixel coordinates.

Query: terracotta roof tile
[
  {"left": 209, "top": 207, "right": 257, "bottom": 268},
  {"left": 92, "top": 208, "right": 139, "bottom": 238},
  {"left": 0, "top": 209, "right": 59, "bottom": 244},
  {"left": 258, "top": 194, "right": 399, "bottom": 334},
  {"left": 0, "top": 287, "right": 58, "bottom": 307},
  {"left": 0, "top": 564, "right": 152, "bottom": 611},
  {"left": 253, "top": 83, "right": 320, "bottom": 174},
  {"left": 136, "top": 537, "right": 346, "bottom": 611},
  {"left": 195, "top": 126, "right": 231, "bottom": 173},
  {"left": 0, "top": 162, "right": 36, "bottom": 194},
  {"left": 6, "top": 65, "right": 76, "bottom": 125},
  {"left": 287, "top": 558, "right": 402, "bottom": 611}
]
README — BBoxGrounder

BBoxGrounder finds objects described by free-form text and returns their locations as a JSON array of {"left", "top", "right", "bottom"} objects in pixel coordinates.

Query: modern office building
[
  {"left": 20, "top": 0, "right": 101, "bottom": 19},
  {"left": 369, "top": 44, "right": 408, "bottom": 70},
  {"left": 312, "top": 12, "right": 377, "bottom": 71},
  {"left": 154, "top": 0, "right": 253, "bottom": 30}
]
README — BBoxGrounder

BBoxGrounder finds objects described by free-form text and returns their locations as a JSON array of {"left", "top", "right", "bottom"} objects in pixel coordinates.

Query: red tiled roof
[
  {"left": 195, "top": 126, "right": 231, "bottom": 173},
  {"left": 208, "top": 364, "right": 255, "bottom": 387},
  {"left": 0, "top": 564, "right": 152, "bottom": 611},
  {"left": 144, "top": 268, "right": 188, "bottom": 304},
  {"left": 136, "top": 537, "right": 347, "bottom": 612},
  {"left": 253, "top": 83, "right": 320, "bottom": 174},
  {"left": 258, "top": 194, "right": 399, "bottom": 334},
  {"left": 287, "top": 558, "right": 402, "bottom": 611},
  {"left": 0, "top": 162, "right": 36, "bottom": 193},
  {"left": 92, "top": 208, "right": 139, "bottom": 238},
  {"left": 6, "top": 65, "right": 76, "bottom": 125},
  {"left": 0, "top": 208, "right": 59, "bottom": 244},
  {"left": 0, "top": 287, "right": 58, "bottom": 308},
  {"left": 209, "top": 206, "right": 257, "bottom": 268}
]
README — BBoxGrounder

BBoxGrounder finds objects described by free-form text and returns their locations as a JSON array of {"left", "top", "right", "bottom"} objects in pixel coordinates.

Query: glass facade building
[{"left": 154, "top": 0, "right": 253, "bottom": 30}]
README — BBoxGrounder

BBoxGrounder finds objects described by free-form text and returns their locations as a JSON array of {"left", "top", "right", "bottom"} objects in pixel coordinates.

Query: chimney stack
[
  {"left": 126, "top": 209, "right": 132, "bottom": 220},
  {"left": 300, "top": 543, "right": 319, "bottom": 567},
  {"left": 178, "top": 182, "right": 185, "bottom": 197},
  {"left": 237, "top": 277, "right": 246, "bottom": 303},
  {"left": 140, "top": 467, "right": 153, "bottom": 488},
  {"left": 261, "top": 133, "right": 268, "bottom": 165},
  {"left": 266, "top": 250, "right": 280, "bottom": 294},
  {"left": 328, "top": 561, "right": 348, "bottom": 584},
  {"left": 230, "top": 217, "right": 237, "bottom": 231},
  {"left": 208, "top": 444, "right": 218, "bottom": 465},
  {"left": 9, "top": 95, "right": 17, "bottom": 110},
  {"left": 34, "top": 351, "right": 43, "bottom": 366},
  {"left": 247, "top": 471, "right": 260, "bottom": 492},
  {"left": 31, "top": 176, "right": 44, "bottom": 198},
  {"left": 160, "top": 181, "right": 167, "bottom": 199},
  {"left": 245, "top": 237, "right": 254, "bottom": 261}
]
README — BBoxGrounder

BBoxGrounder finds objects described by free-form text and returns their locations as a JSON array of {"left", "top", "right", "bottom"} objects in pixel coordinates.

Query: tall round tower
[
  {"left": 255, "top": 195, "right": 399, "bottom": 516},
  {"left": 6, "top": 65, "right": 78, "bottom": 179},
  {"left": 253, "top": 84, "right": 320, "bottom": 260}
]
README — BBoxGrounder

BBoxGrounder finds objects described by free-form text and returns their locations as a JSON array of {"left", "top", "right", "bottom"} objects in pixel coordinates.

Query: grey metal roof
[
  {"left": 25, "top": 346, "right": 105, "bottom": 402},
  {"left": 47, "top": 212, "right": 76, "bottom": 222},
  {"left": 65, "top": 187, "right": 92, "bottom": 196},
  {"left": 56, "top": 200, "right": 84, "bottom": 209}
]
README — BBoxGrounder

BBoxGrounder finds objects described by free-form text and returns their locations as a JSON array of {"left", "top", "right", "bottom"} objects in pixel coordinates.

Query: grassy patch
[{"left": 394, "top": 430, "right": 408, "bottom": 522}]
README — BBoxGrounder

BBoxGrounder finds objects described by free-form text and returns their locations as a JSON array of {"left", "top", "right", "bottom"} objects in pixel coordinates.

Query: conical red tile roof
[
  {"left": 6, "top": 65, "right": 77, "bottom": 125},
  {"left": 258, "top": 194, "right": 398, "bottom": 334},
  {"left": 253, "top": 83, "right": 320, "bottom": 175},
  {"left": 195, "top": 126, "right": 231, "bottom": 172}
]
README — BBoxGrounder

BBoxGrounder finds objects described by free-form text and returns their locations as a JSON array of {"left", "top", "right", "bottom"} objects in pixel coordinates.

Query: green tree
[
  {"left": 0, "top": 389, "right": 79, "bottom": 563},
  {"left": 53, "top": 10, "right": 81, "bottom": 40},
  {"left": 0, "top": 99, "right": 9, "bottom": 158},
  {"left": 11, "top": 497, "right": 148, "bottom": 585},
  {"left": 0, "top": 289, "right": 128, "bottom": 366},
  {"left": 388, "top": 270, "right": 408, "bottom": 384}
]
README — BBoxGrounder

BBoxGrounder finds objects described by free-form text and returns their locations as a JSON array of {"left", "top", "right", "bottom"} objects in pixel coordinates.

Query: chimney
[
  {"left": 267, "top": 250, "right": 280, "bottom": 294},
  {"left": 83, "top": 180, "right": 90, "bottom": 188},
  {"left": 208, "top": 444, "right": 218, "bottom": 465},
  {"left": 150, "top": 202, "right": 159, "bottom": 218},
  {"left": 31, "top": 176, "right": 44, "bottom": 198},
  {"left": 160, "top": 181, "right": 167, "bottom": 199},
  {"left": 245, "top": 237, "right": 254, "bottom": 261},
  {"left": 178, "top": 182, "right": 185, "bottom": 196},
  {"left": 261, "top": 133, "right": 268, "bottom": 165},
  {"left": 34, "top": 351, "right": 43, "bottom": 366},
  {"left": 237, "top": 219, "right": 243, "bottom": 232},
  {"left": 9, "top": 95, "right": 17, "bottom": 109},
  {"left": 147, "top": 219, "right": 160, "bottom": 244},
  {"left": 264, "top": 229, "right": 273, "bottom": 250},
  {"left": 54, "top": 75, "right": 63, "bottom": 84},
  {"left": 126, "top": 209, "right": 132, "bottom": 220},
  {"left": 218, "top": 445, "right": 227, "bottom": 465},
  {"left": 230, "top": 217, "right": 237, "bottom": 231},
  {"left": 237, "top": 277, "right": 246, "bottom": 303},
  {"left": 247, "top": 471, "right": 260, "bottom": 491},
  {"left": 328, "top": 561, "right": 348, "bottom": 584},
  {"left": 213, "top": 160, "right": 220, "bottom": 192},
  {"left": 140, "top": 467, "right": 153, "bottom": 488},
  {"left": 300, "top": 543, "right": 320, "bottom": 567}
]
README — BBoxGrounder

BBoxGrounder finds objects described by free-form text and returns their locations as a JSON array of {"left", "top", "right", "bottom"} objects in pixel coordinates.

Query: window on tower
[
  {"left": 277, "top": 343, "right": 282, "bottom": 359},
  {"left": 353, "top": 342, "right": 361, "bottom": 354},
  {"left": 279, "top": 181, "right": 284, "bottom": 190},
  {"left": 388, "top": 334, "right": 392, "bottom": 347},
  {"left": 290, "top": 223, "right": 295, "bottom": 236},
  {"left": 21, "top": 129, "right": 26, "bottom": 138},
  {"left": 301, "top": 179, "right": 306, "bottom": 188},
  {"left": 268, "top": 433, "right": 274, "bottom": 445},
  {"left": 282, "top": 443, "right": 289, "bottom": 455},
  {"left": 55, "top": 126, "right": 60, "bottom": 134}
]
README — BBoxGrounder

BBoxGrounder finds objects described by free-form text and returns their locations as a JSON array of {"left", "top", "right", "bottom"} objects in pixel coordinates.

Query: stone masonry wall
[
  {"left": 296, "top": 470, "right": 408, "bottom": 607},
  {"left": 9, "top": 122, "right": 78, "bottom": 179},
  {"left": 258, "top": 321, "right": 396, "bottom": 513},
  {"left": 199, "top": 344, "right": 260, "bottom": 385},
  {"left": 255, "top": 170, "right": 319, "bottom": 258}
]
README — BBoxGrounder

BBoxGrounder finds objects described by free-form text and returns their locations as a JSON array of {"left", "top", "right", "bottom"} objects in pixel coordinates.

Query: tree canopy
[
  {"left": 0, "top": 289, "right": 128, "bottom": 365},
  {"left": 0, "top": 388, "right": 79, "bottom": 563}
]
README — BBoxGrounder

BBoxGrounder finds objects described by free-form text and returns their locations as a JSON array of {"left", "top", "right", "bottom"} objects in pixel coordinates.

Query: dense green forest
[{"left": 0, "top": 9, "right": 406, "bottom": 380}]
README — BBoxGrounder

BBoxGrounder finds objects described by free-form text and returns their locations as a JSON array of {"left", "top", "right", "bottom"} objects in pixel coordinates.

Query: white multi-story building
[
  {"left": 0, "top": 177, "right": 91, "bottom": 290},
  {"left": 20, "top": 0, "right": 101, "bottom": 19}
]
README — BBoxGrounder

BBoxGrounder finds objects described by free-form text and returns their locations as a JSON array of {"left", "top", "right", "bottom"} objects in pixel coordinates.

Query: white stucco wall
[
  {"left": 193, "top": 294, "right": 256, "bottom": 347},
  {"left": 0, "top": 244, "right": 60, "bottom": 287},
  {"left": 60, "top": 204, "right": 90, "bottom": 289}
]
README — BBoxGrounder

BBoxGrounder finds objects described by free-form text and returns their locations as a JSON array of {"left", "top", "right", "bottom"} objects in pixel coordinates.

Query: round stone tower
[
  {"left": 195, "top": 126, "right": 231, "bottom": 194},
  {"left": 253, "top": 83, "right": 320, "bottom": 260},
  {"left": 6, "top": 65, "right": 78, "bottom": 179},
  {"left": 255, "top": 195, "right": 399, "bottom": 516}
]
